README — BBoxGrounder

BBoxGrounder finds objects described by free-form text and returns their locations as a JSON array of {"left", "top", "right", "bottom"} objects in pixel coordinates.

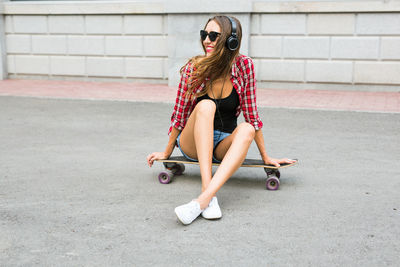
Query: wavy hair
[{"left": 181, "top": 15, "right": 242, "bottom": 99}]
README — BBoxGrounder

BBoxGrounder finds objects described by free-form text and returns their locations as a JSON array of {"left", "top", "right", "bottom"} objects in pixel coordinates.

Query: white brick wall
[
  {"left": 15, "top": 55, "right": 49, "bottom": 74},
  {"left": 32, "top": 35, "right": 67, "bottom": 55},
  {"left": 306, "top": 61, "right": 353, "bottom": 83},
  {"left": 250, "top": 14, "right": 260, "bottom": 35},
  {"left": 126, "top": 58, "right": 164, "bottom": 78},
  {"left": 357, "top": 14, "right": 400, "bottom": 35},
  {"left": 124, "top": 15, "right": 164, "bottom": 34},
  {"left": 51, "top": 56, "right": 85, "bottom": 76},
  {"left": 13, "top": 16, "right": 47, "bottom": 34},
  {"left": 381, "top": 38, "right": 400, "bottom": 60},
  {"left": 355, "top": 62, "right": 400, "bottom": 84},
  {"left": 86, "top": 16, "right": 123, "bottom": 34},
  {"left": 3, "top": 9, "right": 400, "bottom": 89},
  {"left": 283, "top": 37, "right": 329, "bottom": 59},
  {"left": 251, "top": 12, "right": 400, "bottom": 88},
  {"left": 5, "top": 14, "right": 168, "bottom": 81},
  {"left": 7, "top": 55, "right": 15, "bottom": 74},
  {"left": 6, "top": 35, "right": 30, "bottom": 54},
  {"left": 308, "top": 14, "right": 354, "bottom": 35},
  {"left": 261, "top": 14, "right": 306, "bottom": 34},
  {"left": 48, "top": 16, "right": 85, "bottom": 34},
  {"left": 331, "top": 37, "right": 379, "bottom": 59},
  {"left": 250, "top": 36, "right": 281, "bottom": 58},
  {"left": 5, "top": 16, "right": 13, "bottom": 33},
  {"left": 67, "top": 36, "right": 104, "bottom": 56},
  {"left": 144, "top": 36, "right": 168, "bottom": 56},
  {"left": 259, "top": 60, "right": 304, "bottom": 82},
  {"left": 105, "top": 36, "right": 143, "bottom": 56},
  {"left": 87, "top": 57, "right": 124, "bottom": 77}
]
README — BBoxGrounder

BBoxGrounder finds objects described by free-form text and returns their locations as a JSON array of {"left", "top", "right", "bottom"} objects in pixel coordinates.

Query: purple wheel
[
  {"left": 172, "top": 163, "right": 185, "bottom": 175},
  {"left": 266, "top": 177, "right": 280, "bottom": 190},
  {"left": 158, "top": 170, "right": 173, "bottom": 184}
]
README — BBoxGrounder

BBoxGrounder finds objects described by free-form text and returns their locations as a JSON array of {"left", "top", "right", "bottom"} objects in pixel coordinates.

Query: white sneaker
[
  {"left": 174, "top": 200, "right": 203, "bottom": 225},
  {"left": 201, "top": 197, "right": 222, "bottom": 219}
]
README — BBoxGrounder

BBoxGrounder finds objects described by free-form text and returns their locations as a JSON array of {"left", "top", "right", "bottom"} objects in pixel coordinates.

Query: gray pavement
[{"left": 1, "top": 96, "right": 399, "bottom": 266}]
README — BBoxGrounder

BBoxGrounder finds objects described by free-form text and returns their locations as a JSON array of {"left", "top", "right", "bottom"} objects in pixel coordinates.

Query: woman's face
[{"left": 203, "top": 20, "right": 221, "bottom": 57}]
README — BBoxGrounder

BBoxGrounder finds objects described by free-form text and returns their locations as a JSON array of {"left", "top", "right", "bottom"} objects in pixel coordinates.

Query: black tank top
[{"left": 197, "top": 88, "right": 239, "bottom": 133}]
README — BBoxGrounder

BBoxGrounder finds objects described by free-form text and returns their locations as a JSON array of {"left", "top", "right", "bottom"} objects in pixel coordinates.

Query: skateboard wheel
[
  {"left": 158, "top": 170, "right": 173, "bottom": 184},
  {"left": 266, "top": 177, "right": 280, "bottom": 190}
]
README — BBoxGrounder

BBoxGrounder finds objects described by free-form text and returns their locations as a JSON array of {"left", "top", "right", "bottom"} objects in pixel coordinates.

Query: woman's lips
[{"left": 206, "top": 46, "right": 214, "bottom": 52}]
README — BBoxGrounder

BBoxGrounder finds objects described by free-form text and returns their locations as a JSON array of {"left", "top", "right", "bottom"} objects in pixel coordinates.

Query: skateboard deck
[{"left": 156, "top": 156, "right": 298, "bottom": 190}]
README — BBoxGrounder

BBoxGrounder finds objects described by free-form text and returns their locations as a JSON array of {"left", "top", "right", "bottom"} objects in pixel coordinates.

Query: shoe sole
[{"left": 201, "top": 213, "right": 222, "bottom": 220}]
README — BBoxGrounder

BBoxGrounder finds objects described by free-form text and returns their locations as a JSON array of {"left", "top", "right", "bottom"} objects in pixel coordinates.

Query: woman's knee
[
  {"left": 236, "top": 122, "right": 256, "bottom": 141},
  {"left": 194, "top": 99, "right": 216, "bottom": 116}
]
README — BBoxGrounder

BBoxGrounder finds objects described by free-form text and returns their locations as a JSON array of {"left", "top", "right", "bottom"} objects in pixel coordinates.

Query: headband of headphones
[{"left": 226, "top": 16, "right": 239, "bottom": 51}]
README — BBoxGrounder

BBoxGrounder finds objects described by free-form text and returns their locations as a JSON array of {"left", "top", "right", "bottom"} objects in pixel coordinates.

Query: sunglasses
[{"left": 200, "top": 30, "right": 221, "bottom": 42}]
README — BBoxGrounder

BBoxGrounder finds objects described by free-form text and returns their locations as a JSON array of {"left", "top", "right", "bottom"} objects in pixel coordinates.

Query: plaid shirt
[{"left": 168, "top": 54, "right": 263, "bottom": 134}]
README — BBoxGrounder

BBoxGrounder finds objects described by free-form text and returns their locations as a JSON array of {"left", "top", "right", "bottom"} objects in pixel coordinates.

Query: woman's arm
[
  {"left": 239, "top": 57, "right": 295, "bottom": 167},
  {"left": 148, "top": 62, "right": 193, "bottom": 167},
  {"left": 254, "top": 129, "right": 268, "bottom": 160},
  {"left": 147, "top": 127, "right": 180, "bottom": 167},
  {"left": 168, "top": 62, "right": 193, "bottom": 134},
  {"left": 165, "top": 127, "right": 180, "bottom": 156},
  {"left": 240, "top": 57, "right": 263, "bottom": 130}
]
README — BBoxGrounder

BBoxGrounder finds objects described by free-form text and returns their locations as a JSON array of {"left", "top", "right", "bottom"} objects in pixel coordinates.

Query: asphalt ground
[{"left": 1, "top": 96, "right": 399, "bottom": 266}]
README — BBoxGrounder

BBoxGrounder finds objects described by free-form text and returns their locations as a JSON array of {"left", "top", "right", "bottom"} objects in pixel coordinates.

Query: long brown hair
[{"left": 181, "top": 15, "right": 242, "bottom": 98}]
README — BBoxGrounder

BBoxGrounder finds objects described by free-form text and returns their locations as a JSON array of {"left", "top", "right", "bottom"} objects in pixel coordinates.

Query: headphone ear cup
[{"left": 226, "top": 36, "right": 239, "bottom": 51}]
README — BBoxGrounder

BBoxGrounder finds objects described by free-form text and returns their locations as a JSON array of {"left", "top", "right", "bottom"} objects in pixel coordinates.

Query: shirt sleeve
[
  {"left": 168, "top": 63, "right": 193, "bottom": 135},
  {"left": 241, "top": 57, "right": 263, "bottom": 130}
]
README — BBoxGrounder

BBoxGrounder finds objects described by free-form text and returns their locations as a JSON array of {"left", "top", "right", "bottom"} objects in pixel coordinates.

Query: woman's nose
[{"left": 204, "top": 35, "right": 211, "bottom": 43}]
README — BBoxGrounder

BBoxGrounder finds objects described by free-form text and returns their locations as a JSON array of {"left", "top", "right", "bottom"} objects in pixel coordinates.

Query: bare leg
[
  {"left": 179, "top": 100, "right": 216, "bottom": 192},
  {"left": 195, "top": 123, "right": 256, "bottom": 209}
]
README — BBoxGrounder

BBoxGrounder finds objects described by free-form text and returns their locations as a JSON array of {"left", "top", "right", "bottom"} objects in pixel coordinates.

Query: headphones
[{"left": 226, "top": 16, "right": 239, "bottom": 51}]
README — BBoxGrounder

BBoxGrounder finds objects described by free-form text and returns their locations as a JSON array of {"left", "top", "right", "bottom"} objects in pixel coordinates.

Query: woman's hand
[
  {"left": 147, "top": 151, "right": 170, "bottom": 167},
  {"left": 262, "top": 156, "right": 296, "bottom": 168}
]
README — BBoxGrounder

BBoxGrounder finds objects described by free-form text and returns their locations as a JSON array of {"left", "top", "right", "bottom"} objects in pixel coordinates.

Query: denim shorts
[{"left": 176, "top": 130, "right": 231, "bottom": 163}]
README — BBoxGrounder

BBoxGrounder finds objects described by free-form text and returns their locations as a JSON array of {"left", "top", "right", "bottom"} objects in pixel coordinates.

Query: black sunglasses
[{"left": 200, "top": 30, "right": 221, "bottom": 42}]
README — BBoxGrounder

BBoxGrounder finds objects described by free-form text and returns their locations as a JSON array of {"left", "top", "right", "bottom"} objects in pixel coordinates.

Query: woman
[{"left": 147, "top": 15, "right": 295, "bottom": 225}]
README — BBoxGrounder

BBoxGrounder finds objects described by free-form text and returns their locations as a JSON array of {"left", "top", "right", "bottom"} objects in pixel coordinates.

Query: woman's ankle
[{"left": 195, "top": 197, "right": 211, "bottom": 210}]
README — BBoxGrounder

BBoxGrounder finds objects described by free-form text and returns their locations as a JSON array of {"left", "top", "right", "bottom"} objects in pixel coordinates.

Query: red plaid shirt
[{"left": 168, "top": 54, "right": 263, "bottom": 134}]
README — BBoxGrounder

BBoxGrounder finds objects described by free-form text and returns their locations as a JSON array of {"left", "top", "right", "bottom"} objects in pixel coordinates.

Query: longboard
[{"left": 156, "top": 156, "right": 298, "bottom": 190}]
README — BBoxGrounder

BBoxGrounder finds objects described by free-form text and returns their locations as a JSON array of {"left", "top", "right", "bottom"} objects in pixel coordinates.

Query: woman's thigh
[
  {"left": 179, "top": 100, "right": 216, "bottom": 159},
  {"left": 213, "top": 122, "right": 255, "bottom": 161},
  {"left": 213, "top": 134, "right": 234, "bottom": 161}
]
